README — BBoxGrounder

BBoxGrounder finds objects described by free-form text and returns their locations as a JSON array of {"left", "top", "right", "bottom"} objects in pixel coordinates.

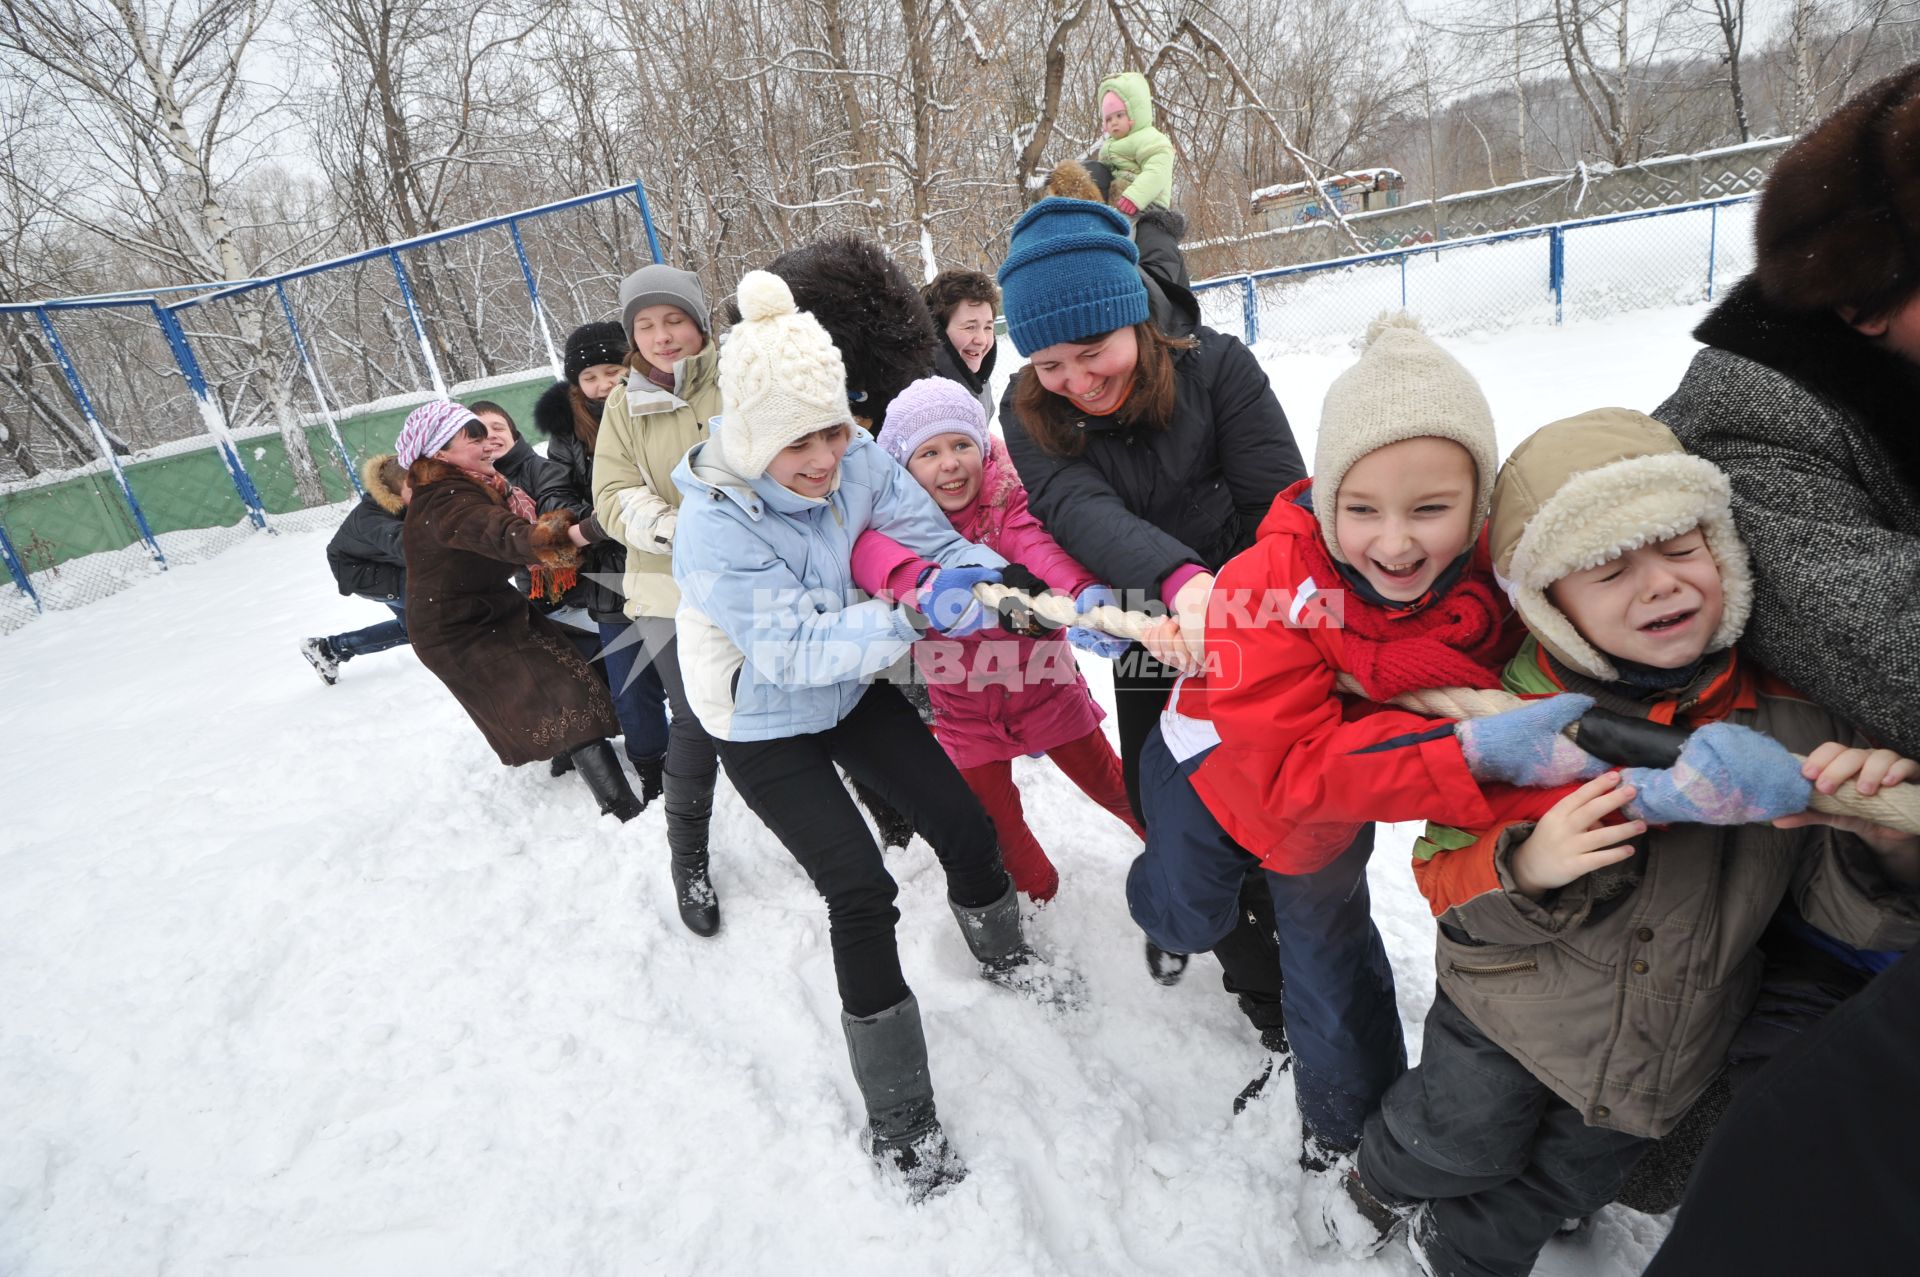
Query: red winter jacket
[
  {"left": 1170, "top": 479, "right": 1535, "bottom": 873},
  {"left": 851, "top": 438, "right": 1107, "bottom": 769}
]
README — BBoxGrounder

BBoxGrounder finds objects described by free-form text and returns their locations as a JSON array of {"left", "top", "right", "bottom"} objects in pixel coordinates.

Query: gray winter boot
[
  {"left": 841, "top": 995, "right": 966, "bottom": 1203},
  {"left": 663, "top": 766, "right": 720, "bottom": 937},
  {"left": 948, "top": 879, "right": 1084, "bottom": 1009}
]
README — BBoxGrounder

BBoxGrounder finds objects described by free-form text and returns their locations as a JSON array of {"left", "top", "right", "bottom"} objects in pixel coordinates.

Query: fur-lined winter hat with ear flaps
[
  {"left": 728, "top": 235, "right": 936, "bottom": 432},
  {"left": 1755, "top": 62, "right": 1920, "bottom": 318},
  {"left": 716, "top": 270, "right": 856, "bottom": 478},
  {"left": 1313, "top": 312, "right": 1499, "bottom": 562},
  {"left": 1489, "top": 408, "right": 1754, "bottom": 681}
]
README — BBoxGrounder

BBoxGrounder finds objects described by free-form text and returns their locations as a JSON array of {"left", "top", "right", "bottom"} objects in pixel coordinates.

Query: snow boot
[
  {"left": 1322, "top": 1165, "right": 1415, "bottom": 1258},
  {"left": 299, "top": 637, "right": 340, "bottom": 686},
  {"left": 852, "top": 777, "right": 915, "bottom": 850},
  {"left": 549, "top": 753, "right": 576, "bottom": 778},
  {"left": 663, "top": 766, "right": 721, "bottom": 938},
  {"left": 571, "top": 739, "right": 643, "bottom": 822},
  {"left": 841, "top": 994, "right": 966, "bottom": 1203},
  {"left": 1233, "top": 1023, "right": 1294, "bottom": 1115},
  {"left": 1144, "top": 939, "right": 1190, "bottom": 986},
  {"left": 948, "top": 878, "right": 1083, "bottom": 1009},
  {"left": 632, "top": 753, "right": 665, "bottom": 810}
]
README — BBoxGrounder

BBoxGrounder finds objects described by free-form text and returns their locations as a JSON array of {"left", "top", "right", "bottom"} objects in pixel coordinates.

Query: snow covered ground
[{"left": 1, "top": 304, "right": 1709, "bottom": 1276}]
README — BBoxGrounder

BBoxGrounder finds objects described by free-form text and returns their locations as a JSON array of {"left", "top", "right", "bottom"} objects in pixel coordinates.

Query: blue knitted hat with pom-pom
[{"left": 997, "top": 198, "right": 1148, "bottom": 356}]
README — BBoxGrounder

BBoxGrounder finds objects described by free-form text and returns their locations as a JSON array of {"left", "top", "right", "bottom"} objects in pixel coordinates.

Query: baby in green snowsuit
[{"left": 1098, "top": 71, "right": 1173, "bottom": 216}]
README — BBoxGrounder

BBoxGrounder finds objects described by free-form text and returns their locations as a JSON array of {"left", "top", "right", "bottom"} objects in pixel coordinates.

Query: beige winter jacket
[
  {"left": 590, "top": 345, "right": 721, "bottom": 620},
  {"left": 1429, "top": 650, "right": 1920, "bottom": 1141}
]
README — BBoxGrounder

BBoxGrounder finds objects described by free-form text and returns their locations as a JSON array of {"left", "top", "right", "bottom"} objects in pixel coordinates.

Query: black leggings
[{"left": 717, "top": 683, "right": 1008, "bottom": 1017}]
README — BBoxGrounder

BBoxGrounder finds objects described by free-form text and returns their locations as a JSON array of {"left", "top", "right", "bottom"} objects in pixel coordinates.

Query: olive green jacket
[{"left": 590, "top": 344, "right": 721, "bottom": 619}]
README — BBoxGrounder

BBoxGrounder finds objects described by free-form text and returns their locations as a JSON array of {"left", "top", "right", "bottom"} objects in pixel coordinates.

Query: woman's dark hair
[
  {"left": 466, "top": 399, "right": 521, "bottom": 442},
  {"left": 1012, "top": 322, "right": 1195, "bottom": 458},
  {"left": 921, "top": 269, "right": 1001, "bottom": 326}
]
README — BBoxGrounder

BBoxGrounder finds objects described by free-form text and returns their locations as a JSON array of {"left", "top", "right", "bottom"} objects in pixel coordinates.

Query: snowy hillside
[{"left": 0, "top": 305, "right": 1709, "bottom": 1276}]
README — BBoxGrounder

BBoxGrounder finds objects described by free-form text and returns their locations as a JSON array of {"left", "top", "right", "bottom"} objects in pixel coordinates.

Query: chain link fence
[
  {"left": 1193, "top": 197, "right": 1755, "bottom": 353},
  {"left": 3, "top": 188, "right": 1756, "bottom": 636},
  {"left": 0, "top": 184, "right": 663, "bottom": 634}
]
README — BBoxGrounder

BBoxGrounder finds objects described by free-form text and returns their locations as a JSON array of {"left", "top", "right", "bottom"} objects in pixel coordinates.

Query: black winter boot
[
  {"left": 633, "top": 754, "right": 666, "bottom": 810},
  {"left": 1233, "top": 1023, "right": 1294, "bottom": 1115},
  {"left": 1145, "top": 939, "right": 1190, "bottom": 986},
  {"left": 571, "top": 739, "right": 643, "bottom": 822},
  {"left": 948, "top": 879, "right": 1083, "bottom": 1008},
  {"left": 663, "top": 766, "right": 721, "bottom": 937},
  {"left": 299, "top": 637, "right": 340, "bottom": 685},
  {"left": 851, "top": 777, "right": 915, "bottom": 850},
  {"left": 1323, "top": 1165, "right": 1415, "bottom": 1257},
  {"left": 549, "top": 753, "right": 576, "bottom": 778},
  {"left": 841, "top": 995, "right": 966, "bottom": 1203}
]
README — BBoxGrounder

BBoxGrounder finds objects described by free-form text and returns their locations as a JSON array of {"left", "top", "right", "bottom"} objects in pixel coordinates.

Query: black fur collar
[
  {"left": 1693, "top": 279, "right": 1919, "bottom": 478},
  {"left": 533, "top": 379, "right": 577, "bottom": 441}
]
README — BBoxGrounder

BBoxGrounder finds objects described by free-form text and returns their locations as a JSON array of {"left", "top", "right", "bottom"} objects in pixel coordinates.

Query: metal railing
[
  {"left": 1190, "top": 195, "right": 1754, "bottom": 350},
  {"left": 0, "top": 181, "right": 663, "bottom": 631}
]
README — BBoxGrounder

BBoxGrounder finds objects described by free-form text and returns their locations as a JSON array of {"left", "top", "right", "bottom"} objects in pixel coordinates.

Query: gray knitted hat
[
  {"left": 1313, "top": 312, "right": 1499, "bottom": 561},
  {"left": 619, "top": 264, "right": 709, "bottom": 338}
]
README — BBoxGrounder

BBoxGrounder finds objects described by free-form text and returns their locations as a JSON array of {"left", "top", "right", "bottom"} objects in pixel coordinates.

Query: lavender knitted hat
[
  {"left": 396, "top": 399, "right": 479, "bottom": 467},
  {"left": 877, "top": 376, "right": 989, "bottom": 466}
]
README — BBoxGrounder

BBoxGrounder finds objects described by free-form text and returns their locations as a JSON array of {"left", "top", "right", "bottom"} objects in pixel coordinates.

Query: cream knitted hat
[
  {"left": 1313, "top": 313, "right": 1499, "bottom": 562},
  {"left": 717, "top": 270, "right": 855, "bottom": 477}
]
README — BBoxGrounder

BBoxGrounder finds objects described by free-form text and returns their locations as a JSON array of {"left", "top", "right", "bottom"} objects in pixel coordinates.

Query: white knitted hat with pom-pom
[
  {"left": 1312, "top": 312, "right": 1499, "bottom": 561},
  {"left": 717, "top": 269, "right": 856, "bottom": 477}
]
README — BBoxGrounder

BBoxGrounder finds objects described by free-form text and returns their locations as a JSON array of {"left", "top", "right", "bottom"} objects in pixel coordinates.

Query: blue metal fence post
[
  {"left": 1240, "top": 275, "right": 1259, "bottom": 345},
  {"left": 1706, "top": 203, "right": 1719, "bottom": 302},
  {"left": 508, "top": 218, "right": 564, "bottom": 379},
  {"left": 387, "top": 249, "right": 447, "bottom": 395},
  {"left": 1548, "top": 228, "right": 1566, "bottom": 325},
  {"left": 273, "top": 283, "right": 361, "bottom": 497},
  {"left": 151, "top": 303, "right": 269, "bottom": 529},
  {"left": 1400, "top": 253, "right": 1409, "bottom": 308},
  {"left": 0, "top": 521, "right": 42, "bottom": 612},
  {"left": 631, "top": 179, "right": 664, "bottom": 265},
  {"left": 34, "top": 306, "right": 166, "bottom": 568}
]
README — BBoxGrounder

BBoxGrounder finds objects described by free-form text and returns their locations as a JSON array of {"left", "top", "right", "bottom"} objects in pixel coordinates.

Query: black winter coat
[
  {"left": 1657, "top": 278, "right": 1920, "bottom": 758},
  {"left": 533, "top": 380, "right": 628, "bottom": 623},
  {"left": 1000, "top": 322, "right": 1304, "bottom": 599},
  {"left": 326, "top": 472, "right": 407, "bottom": 602},
  {"left": 931, "top": 333, "right": 997, "bottom": 423}
]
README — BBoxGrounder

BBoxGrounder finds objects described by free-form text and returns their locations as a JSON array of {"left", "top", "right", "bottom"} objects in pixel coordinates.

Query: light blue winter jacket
[{"left": 670, "top": 422, "right": 1006, "bottom": 742}]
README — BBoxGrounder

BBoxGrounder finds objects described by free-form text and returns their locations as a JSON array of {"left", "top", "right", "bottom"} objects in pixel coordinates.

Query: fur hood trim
[
  {"left": 532, "top": 379, "right": 577, "bottom": 441},
  {"left": 737, "top": 235, "right": 936, "bottom": 431},
  {"left": 1047, "top": 159, "right": 1105, "bottom": 203},
  {"left": 361, "top": 452, "right": 405, "bottom": 515},
  {"left": 1491, "top": 409, "right": 1753, "bottom": 682}
]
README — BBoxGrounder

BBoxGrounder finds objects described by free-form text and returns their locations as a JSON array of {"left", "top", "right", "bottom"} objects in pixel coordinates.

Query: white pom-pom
[
  {"left": 736, "top": 270, "right": 797, "bottom": 323},
  {"left": 1363, "top": 310, "right": 1424, "bottom": 346}
]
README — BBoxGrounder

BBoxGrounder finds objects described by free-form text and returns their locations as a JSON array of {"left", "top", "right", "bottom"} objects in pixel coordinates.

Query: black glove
[{"left": 993, "top": 563, "right": 1060, "bottom": 638}]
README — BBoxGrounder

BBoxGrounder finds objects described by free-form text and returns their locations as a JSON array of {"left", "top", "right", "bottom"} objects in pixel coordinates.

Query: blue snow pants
[{"left": 1128, "top": 723, "right": 1407, "bottom": 1149}]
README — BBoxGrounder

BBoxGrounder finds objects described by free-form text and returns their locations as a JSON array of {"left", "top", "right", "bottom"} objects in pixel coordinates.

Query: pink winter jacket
[{"left": 852, "top": 438, "right": 1108, "bottom": 769}]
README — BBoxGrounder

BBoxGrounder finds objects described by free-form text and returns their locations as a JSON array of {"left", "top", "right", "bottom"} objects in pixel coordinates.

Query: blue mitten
[
  {"left": 1067, "top": 585, "right": 1131, "bottom": 659},
  {"left": 1455, "top": 694, "right": 1608, "bottom": 786},
  {"left": 921, "top": 564, "right": 1002, "bottom": 638},
  {"left": 1621, "top": 721, "right": 1812, "bottom": 825}
]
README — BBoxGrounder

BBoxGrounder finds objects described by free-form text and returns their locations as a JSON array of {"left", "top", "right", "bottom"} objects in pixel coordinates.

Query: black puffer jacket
[
  {"left": 1000, "top": 308, "right": 1303, "bottom": 598},
  {"left": 326, "top": 456, "right": 407, "bottom": 601},
  {"left": 1658, "top": 278, "right": 1920, "bottom": 758},
  {"left": 533, "top": 380, "right": 627, "bottom": 623},
  {"left": 931, "top": 333, "right": 997, "bottom": 423}
]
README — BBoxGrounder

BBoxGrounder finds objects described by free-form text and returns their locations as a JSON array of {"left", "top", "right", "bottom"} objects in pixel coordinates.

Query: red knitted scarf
[
  {"left": 460, "top": 465, "right": 577, "bottom": 602},
  {"left": 1298, "top": 531, "right": 1508, "bottom": 700}
]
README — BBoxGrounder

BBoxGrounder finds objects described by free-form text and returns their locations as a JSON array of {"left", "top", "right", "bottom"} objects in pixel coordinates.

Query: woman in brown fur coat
[{"left": 395, "top": 399, "right": 643, "bottom": 819}]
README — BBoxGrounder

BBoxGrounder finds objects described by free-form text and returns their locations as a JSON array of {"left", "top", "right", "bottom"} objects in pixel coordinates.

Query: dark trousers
[
  {"left": 597, "top": 619, "right": 670, "bottom": 765},
  {"left": 1111, "top": 642, "right": 1176, "bottom": 826},
  {"left": 1644, "top": 946, "right": 1920, "bottom": 1277},
  {"left": 329, "top": 603, "right": 408, "bottom": 659},
  {"left": 1357, "top": 992, "right": 1649, "bottom": 1277},
  {"left": 1130, "top": 725, "right": 1405, "bottom": 1147},
  {"left": 717, "top": 683, "right": 1008, "bottom": 1018}
]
